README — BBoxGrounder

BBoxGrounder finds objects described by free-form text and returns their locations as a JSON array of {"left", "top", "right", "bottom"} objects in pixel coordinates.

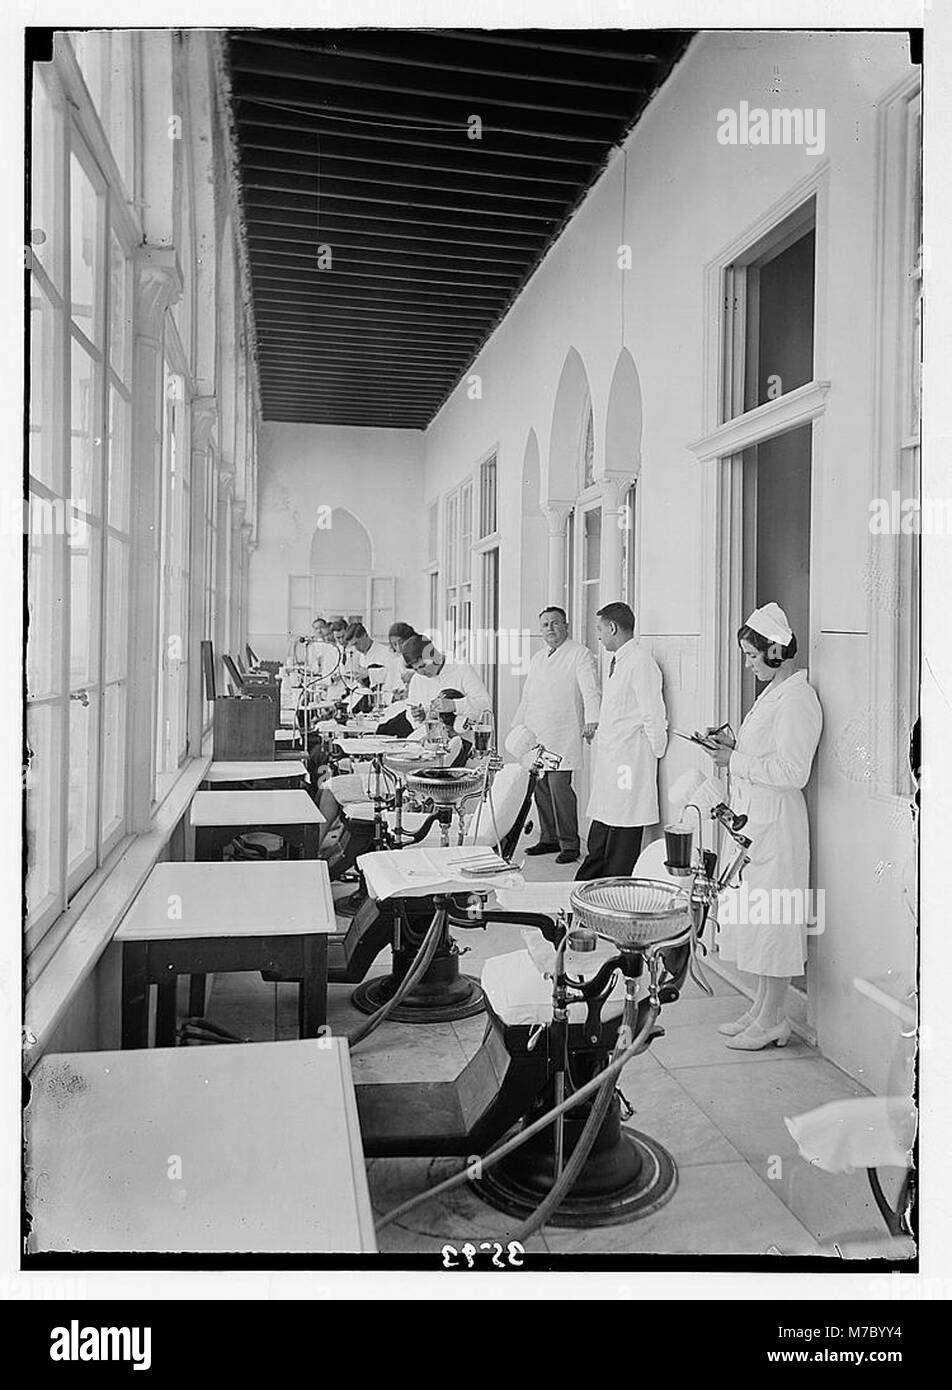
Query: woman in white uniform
[{"left": 701, "top": 602, "right": 822, "bottom": 1051}]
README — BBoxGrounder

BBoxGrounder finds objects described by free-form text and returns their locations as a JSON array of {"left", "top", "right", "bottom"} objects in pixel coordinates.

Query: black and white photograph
[{"left": 7, "top": 0, "right": 952, "bottom": 1318}]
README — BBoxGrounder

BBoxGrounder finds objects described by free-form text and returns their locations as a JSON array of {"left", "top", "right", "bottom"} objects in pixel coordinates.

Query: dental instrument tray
[{"left": 570, "top": 878, "right": 693, "bottom": 949}]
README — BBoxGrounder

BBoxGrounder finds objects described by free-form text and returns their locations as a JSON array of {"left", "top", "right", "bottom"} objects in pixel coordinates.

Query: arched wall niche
[
  {"left": 308, "top": 507, "right": 374, "bottom": 574},
  {"left": 546, "top": 347, "right": 594, "bottom": 505},
  {"left": 604, "top": 348, "right": 643, "bottom": 480}
]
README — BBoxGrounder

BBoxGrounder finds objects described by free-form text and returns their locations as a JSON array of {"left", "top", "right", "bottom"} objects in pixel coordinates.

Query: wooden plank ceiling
[{"left": 226, "top": 28, "right": 693, "bottom": 429}]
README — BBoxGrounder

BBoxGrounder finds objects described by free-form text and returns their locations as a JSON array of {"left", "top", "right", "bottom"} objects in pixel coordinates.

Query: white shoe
[
  {"left": 725, "top": 1019, "right": 792, "bottom": 1051},
  {"left": 717, "top": 1010, "right": 756, "bottom": 1037}
]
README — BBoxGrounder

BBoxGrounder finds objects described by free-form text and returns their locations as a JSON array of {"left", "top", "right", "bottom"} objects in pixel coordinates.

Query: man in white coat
[
  {"left": 512, "top": 606, "right": 600, "bottom": 863},
  {"left": 401, "top": 633, "right": 493, "bottom": 736},
  {"left": 578, "top": 601, "right": 668, "bottom": 880}
]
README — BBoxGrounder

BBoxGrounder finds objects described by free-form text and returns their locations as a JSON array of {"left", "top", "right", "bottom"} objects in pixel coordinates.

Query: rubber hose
[
  {"left": 374, "top": 1000, "right": 660, "bottom": 1233},
  {"left": 346, "top": 903, "right": 445, "bottom": 1049}
]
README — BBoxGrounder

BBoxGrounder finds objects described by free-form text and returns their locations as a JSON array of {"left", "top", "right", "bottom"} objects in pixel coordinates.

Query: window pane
[
  {"left": 69, "top": 516, "right": 99, "bottom": 687},
  {"left": 26, "top": 703, "right": 62, "bottom": 920},
  {"left": 69, "top": 33, "right": 105, "bottom": 115},
  {"left": 70, "top": 151, "right": 101, "bottom": 342},
  {"left": 29, "top": 284, "right": 58, "bottom": 490},
  {"left": 30, "top": 70, "right": 61, "bottom": 289},
  {"left": 109, "top": 230, "right": 131, "bottom": 384},
  {"left": 584, "top": 507, "right": 601, "bottom": 581},
  {"left": 70, "top": 338, "right": 99, "bottom": 509},
  {"left": 100, "top": 681, "right": 126, "bottom": 839},
  {"left": 582, "top": 408, "right": 595, "bottom": 488},
  {"left": 27, "top": 526, "right": 60, "bottom": 699},
  {"left": 104, "top": 34, "right": 135, "bottom": 200},
  {"left": 67, "top": 687, "right": 98, "bottom": 875},
  {"left": 105, "top": 535, "right": 128, "bottom": 682},
  {"left": 107, "top": 386, "right": 130, "bottom": 530}
]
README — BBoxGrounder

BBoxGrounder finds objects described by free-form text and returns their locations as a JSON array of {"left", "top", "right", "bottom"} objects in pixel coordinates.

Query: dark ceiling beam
[
  {"left": 229, "top": 31, "right": 660, "bottom": 91},
  {"left": 234, "top": 102, "right": 598, "bottom": 168},
  {"left": 242, "top": 179, "right": 560, "bottom": 225},
  {"left": 237, "top": 156, "right": 572, "bottom": 209},
  {"left": 247, "top": 235, "right": 527, "bottom": 274},
  {"left": 237, "top": 131, "right": 581, "bottom": 189},
  {"left": 250, "top": 279, "right": 500, "bottom": 316},
  {"left": 227, "top": 51, "right": 648, "bottom": 120},
  {"left": 244, "top": 207, "right": 545, "bottom": 252},
  {"left": 424, "top": 28, "right": 671, "bottom": 63},
  {"left": 231, "top": 75, "right": 627, "bottom": 145},
  {"left": 248, "top": 256, "right": 518, "bottom": 292}
]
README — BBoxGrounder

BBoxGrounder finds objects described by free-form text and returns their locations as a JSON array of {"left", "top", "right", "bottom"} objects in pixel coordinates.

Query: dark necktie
[{"left": 609, "top": 656, "right": 616, "bottom": 678}]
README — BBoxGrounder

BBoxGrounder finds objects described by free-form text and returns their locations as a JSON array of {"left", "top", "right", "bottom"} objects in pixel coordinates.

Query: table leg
[
  {"left": 299, "top": 936, "right": 327, "bottom": 1038},
  {"left": 302, "top": 823, "right": 319, "bottom": 860},
  {"left": 156, "top": 977, "right": 178, "bottom": 1047},
  {"left": 121, "top": 944, "right": 150, "bottom": 1049}
]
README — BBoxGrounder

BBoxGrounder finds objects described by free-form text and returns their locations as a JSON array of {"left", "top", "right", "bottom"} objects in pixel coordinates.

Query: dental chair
[
  {"left": 357, "top": 877, "right": 699, "bottom": 1227},
  {"left": 331, "top": 760, "right": 536, "bottom": 1019}
]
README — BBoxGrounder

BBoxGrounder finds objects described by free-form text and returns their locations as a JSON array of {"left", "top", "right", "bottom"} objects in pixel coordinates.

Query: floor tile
[
  {"left": 543, "top": 1160, "right": 818, "bottom": 1255},
  {"left": 649, "top": 1021, "right": 815, "bottom": 1070},
  {"left": 368, "top": 1156, "right": 550, "bottom": 1253},
  {"left": 617, "top": 1065, "right": 744, "bottom": 1168}
]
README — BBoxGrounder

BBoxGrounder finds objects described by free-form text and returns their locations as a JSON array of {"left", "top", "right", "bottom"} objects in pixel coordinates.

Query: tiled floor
[{"left": 202, "top": 850, "right": 914, "bottom": 1260}]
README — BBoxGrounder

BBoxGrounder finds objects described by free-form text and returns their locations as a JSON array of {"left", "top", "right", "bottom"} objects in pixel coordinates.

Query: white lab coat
[
  {"left": 512, "top": 639, "right": 600, "bottom": 771},
  {"left": 407, "top": 658, "right": 492, "bottom": 731},
  {"left": 359, "top": 639, "right": 402, "bottom": 691},
  {"left": 306, "top": 640, "right": 341, "bottom": 678},
  {"left": 586, "top": 638, "right": 667, "bottom": 827},
  {"left": 717, "top": 670, "right": 823, "bottom": 977}
]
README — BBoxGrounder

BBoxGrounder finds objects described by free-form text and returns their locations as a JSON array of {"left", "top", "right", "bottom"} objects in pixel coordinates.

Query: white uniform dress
[
  {"left": 358, "top": 639, "right": 402, "bottom": 692},
  {"left": 512, "top": 639, "right": 600, "bottom": 770},
  {"left": 586, "top": 638, "right": 667, "bottom": 827},
  {"left": 717, "top": 670, "right": 823, "bottom": 977}
]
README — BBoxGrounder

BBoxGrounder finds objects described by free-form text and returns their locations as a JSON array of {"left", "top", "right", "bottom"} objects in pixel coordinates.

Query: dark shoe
[
  {"left": 525, "top": 841, "right": 559, "bottom": 856},
  {"left": 555, "top": 849, "right": 580, "bottom": 865}
]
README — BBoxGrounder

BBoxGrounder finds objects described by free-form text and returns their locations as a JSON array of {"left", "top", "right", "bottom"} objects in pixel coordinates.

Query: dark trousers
[
  {"left": 576, "top": 821, "right": 643, "bottom": 880},
  {"left": 533, "top": 770, "right": 579, "bottom": 853}
]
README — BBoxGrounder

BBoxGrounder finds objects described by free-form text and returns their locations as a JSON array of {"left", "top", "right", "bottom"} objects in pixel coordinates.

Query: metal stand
[{"left": 350, "top": 894, "right": 485, "bottom": 1022}]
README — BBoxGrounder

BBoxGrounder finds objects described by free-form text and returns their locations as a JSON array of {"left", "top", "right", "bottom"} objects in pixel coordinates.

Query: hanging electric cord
[
  {"left": 374, "top": 994, "right": 660, "bottom": 1234},
  {"left": 345, "top": 902, "right": 445, "bottom": 1049}
]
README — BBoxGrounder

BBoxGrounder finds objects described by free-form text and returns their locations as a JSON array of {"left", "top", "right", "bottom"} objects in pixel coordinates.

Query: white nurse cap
[{"left": 744, "top": 602, "right": 793, "bottom": 646}]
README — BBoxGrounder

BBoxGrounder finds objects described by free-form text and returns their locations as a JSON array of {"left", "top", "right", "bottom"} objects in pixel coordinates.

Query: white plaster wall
[
  {"left": 418, "top": 29, "right": 915, "bottom": 1088},
  {"left": 249, "top": 422, "right": 427, "bottom": 659}
]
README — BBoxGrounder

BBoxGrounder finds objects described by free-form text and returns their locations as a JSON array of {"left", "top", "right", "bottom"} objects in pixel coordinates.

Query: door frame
[{"left": 689, "top": 168, "right": 832, "bottom": 1035}]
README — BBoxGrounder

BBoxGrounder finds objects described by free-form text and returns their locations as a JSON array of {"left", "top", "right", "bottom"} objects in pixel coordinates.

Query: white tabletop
[
  {"left": 204, "top": 760, "right": 308, "bottom": 782},
  {"left": 275, "top": 727, "right": 300, "bottom": 742},
  {"left": 115, "top": 860, "right": 336, "bottom": 940},
  {"left": 336, "top": 737, "right": 418, "bottom": 757},
  {"left": 190, "top": 788, "right": 324, "bottom": 827},
  {"left": 359, "top": 845, "right": 523, "bottom": 900},
  {"left": 25, "top": 1038, "right": 376, "bottom": 1253}
]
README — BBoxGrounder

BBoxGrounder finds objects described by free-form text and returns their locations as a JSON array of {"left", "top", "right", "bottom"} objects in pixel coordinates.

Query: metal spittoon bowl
[
  {"left": 406, "top": 766, "right": 485, "bottom": 805},
  {"left": 570, "top": 878, "right": 692, "bottom": 950}
]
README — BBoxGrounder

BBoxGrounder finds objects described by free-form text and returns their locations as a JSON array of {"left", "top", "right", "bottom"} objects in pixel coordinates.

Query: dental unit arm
[{"left": 663, "top": 800, "right": 752, "bottom": 996}]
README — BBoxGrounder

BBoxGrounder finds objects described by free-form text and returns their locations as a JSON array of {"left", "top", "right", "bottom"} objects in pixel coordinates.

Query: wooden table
[
  {"left": 116, "top": 861, "right": 336, "bottom": 1047},
  {"left": 201, "top": 760, "right": 308, "bottom": 791},
  {"left": 190, "top": 788, "right": 323, "bottom": 861},
  {"left": 25, "top": 1038, "right": 376, "bottom": 1253}
]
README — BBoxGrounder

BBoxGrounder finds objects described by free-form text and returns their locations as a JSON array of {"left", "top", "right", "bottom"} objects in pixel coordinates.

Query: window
[
  {"left": 621, "top": 482, "right": 637, "bottom": 605},
  {"left": 203, "top": 453, "right": 219, "bottom": 726},
  {"left": 69, "top": 31, "right": 137, "bottom": 201},
  {"left": 581, "top": 401, "right": 595, "bottom": 489},
  {"left": 580, "top": 505, "right": 602, "bottom": 652},
  {"left": 722, "top": 199, "right": 816, "bottom": 422},
  {"left": 444, "top": 479, "right": 473, "bottom": 658},
  {"left": 479, "top": 547, "right": 500, "bottom": 719},
  {"left": 154, "top": 360, "right": 191, "bottom": 801},
  {"left": 26, "top": 70, "right": 135, "bottom": 945},
  {"left": 478, "top": 454, "right": 497, "bottom": 539}
]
